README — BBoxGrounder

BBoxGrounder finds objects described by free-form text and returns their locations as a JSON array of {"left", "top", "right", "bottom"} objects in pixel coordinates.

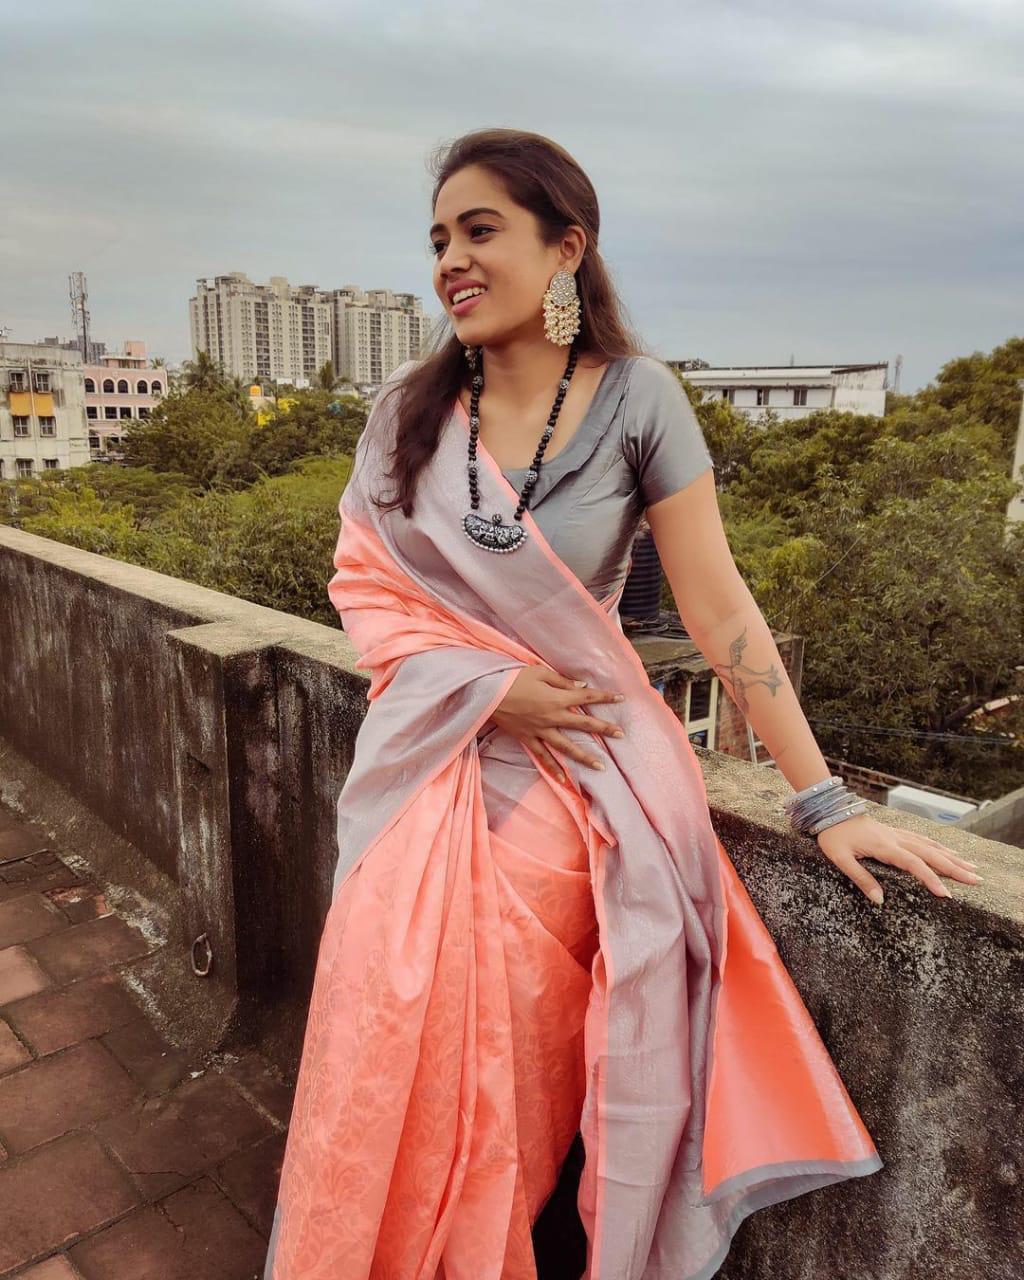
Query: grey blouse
[{"left": 495, "top": 354, "right": 714, "bottom": 602}]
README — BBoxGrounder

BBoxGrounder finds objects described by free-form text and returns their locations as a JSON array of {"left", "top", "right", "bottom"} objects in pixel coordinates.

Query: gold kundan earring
[{"left": 542, "top": 269, "right": 581, "bottom": 345}]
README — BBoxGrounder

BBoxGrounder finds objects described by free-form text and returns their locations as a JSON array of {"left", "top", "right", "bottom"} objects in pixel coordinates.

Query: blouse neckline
[{"left": 450, "top": 355, "right": 637, "bottom": 508}]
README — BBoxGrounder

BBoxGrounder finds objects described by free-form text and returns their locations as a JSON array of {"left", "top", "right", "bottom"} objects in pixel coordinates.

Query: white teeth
[{"left": 452, "top": 287, "right": 486, "bottom": 304}]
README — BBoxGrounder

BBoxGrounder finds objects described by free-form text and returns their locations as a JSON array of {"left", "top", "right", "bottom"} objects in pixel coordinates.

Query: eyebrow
[{"left": 428, "top": 207, "right": 504, "bottom": 238}]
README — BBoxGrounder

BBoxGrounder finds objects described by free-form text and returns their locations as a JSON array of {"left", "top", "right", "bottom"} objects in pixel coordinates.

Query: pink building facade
[{"left": 83, "top": 341, "right": 165, "bottom": 457}]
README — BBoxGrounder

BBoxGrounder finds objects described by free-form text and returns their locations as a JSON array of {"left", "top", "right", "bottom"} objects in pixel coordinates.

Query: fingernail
[
  {"left": 613, "top": 694, "right": 625, "bottom": 702},
  {"left": 574, "top": 679, "right": 587, "bottom": 687},
  {"left": 969, "top": 874, "right": 983, "bottom": 882},
  {"left": 965, "top": 860, "right": 979, "bottom": 868},
  {"left": 868, "top": 888, "right": 884, "bottom": 905},
  {"left": 939, "top": 887, "right": 953, "bottom": 898},
  {"left": 555, "top": 772, "right": 566, "bottom": 783},
  {"left": 612, "top": 729, "right": 624, "bottom": 738},
  {"left": 591, "top": 760, "right": 605, "bottom": 770}
]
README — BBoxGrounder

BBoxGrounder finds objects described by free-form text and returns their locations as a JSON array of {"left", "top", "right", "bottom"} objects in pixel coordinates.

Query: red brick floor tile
[
  {"left": 0, "top": 1016, "right": 32, "bottom": 1075},
  {"left": 25, "top": 915, "right": 151, "bottom": 984},
  {"left": 0, "top": 1039, "right": 142, "bottom": 1154},
  {"left": 12, "top": 1255, "right": 81, "bottom": 1278},
  {"left": 5, "top": 973, "right": 142, "bottom": 1057},
  {"left": 221, "top": 1052, "right": 294, "bottom": 1126},
  {"left": 0, "top": 896, "right": 68, "bottom": 949},
  {"left": 0, "top": 825, "right": 50, "bottom": 864},
  {"left": 0, "top": 1130, "right": 139, "bottom": 1273},
  {"left": 100, "top": 1018, "right": 196, "bottom": 1094},
  {"left": 213, "top": 1130, "right": 286, "bottom": 1237},
  {"left": 69, "top": 1176, "right": 267, "bottom": 1280},
  {"left": 0, "top": 946, "right": 51, "bottom": 1006},
  {"left": 0, "top": 866, "right": 86, "bottom": 906},
  {"left": 45, "top": 885, "right": 111, "bottom": 925},
  {"left": 92, "top": 1071, "right": 275, "bottom": 1200},
  {"left": 0, "top": 851, "right": 63, "bottom": 883}
]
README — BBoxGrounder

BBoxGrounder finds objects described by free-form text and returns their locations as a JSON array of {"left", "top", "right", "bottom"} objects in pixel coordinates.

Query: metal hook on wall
[{"left": 190, "top": 932, "right": 214, "bottom": 977}]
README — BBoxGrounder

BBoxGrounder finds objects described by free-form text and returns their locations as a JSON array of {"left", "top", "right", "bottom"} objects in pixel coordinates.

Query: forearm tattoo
[{"left": 711, "top": 625, "right": 784, "bottom": 715}]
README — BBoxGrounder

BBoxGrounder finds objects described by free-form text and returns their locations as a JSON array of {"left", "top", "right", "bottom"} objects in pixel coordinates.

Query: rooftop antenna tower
[
  {"left": 892, "top": 353, "right": 902, "bottom": 395},
  {"left": 69, "top": 271, "right": 91, "bottom": 362}
]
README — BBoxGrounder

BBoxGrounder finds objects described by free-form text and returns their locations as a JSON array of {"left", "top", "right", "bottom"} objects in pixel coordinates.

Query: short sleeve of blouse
[{"left": 622, "top": 356, "right": 714, "bottom": 507}]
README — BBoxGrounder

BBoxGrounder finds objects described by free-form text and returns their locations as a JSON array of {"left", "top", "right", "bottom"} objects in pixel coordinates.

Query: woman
[{"left": 264, "top": 128, "right": 982, "bottom": 1280}]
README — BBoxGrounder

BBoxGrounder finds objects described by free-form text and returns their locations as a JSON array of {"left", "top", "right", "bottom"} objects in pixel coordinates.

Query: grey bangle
[{"left": 781, "top": 774, "right": 868, "bottom": 838}]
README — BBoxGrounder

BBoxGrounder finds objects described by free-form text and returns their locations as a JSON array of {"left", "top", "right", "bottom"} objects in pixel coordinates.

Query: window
[
  {"left": 104, "top": 406, "right": 117, "bottom": 420},
  {"left": 793, "top": 387, "right": 808, "bottom": 406},
  {"left": 151, "top": 380, "right": 163, "bottom": 395},
  {"left": 102, "top": 378, "right": 115, "bottom": 393},
  {"left": 119, "top": 406, "right": 132, "bottom": 419},
  {"left": 39, "top": 416, "right": 56, "bottom": 436},
  {"left": 117, "top": 379, "right": 129, "bottom": 394},
  {"left": 13, "top": 416, "right": 29, "bottom": 436},
  {"left": 9, "top": 371, "right": 26, "bottom": 391},
  {"left": 89, "top": 434, "right": 101, "bottom": 449},
  {"left": 720, "top": 388, "right": 735, "bottom": 404},
  {"left": 16, "top": 458, "right": 33, "bottom": 477},
  {"left": 84, "top": 377, "right": 96, "bottom": 393},
  {"left": 685, "top": 675, "right": 718, "bottom": 749},
  {"left": 86, "top": 406, "right": 98, "bottom": 419},
  {"left": 43, "top": 458, "right": 59, "bottom": 469},
  {"left": 138, "top": 406, "right": 150, "bottom": 419},
  {"left": 756, "top": 387, "right": 770, "bottom": 406},
  {"left": 137, "top": 379, "right": 148, "bottom": 394},
  {"left": 33, "top": 372, "right": 51, "bottom": 392}
]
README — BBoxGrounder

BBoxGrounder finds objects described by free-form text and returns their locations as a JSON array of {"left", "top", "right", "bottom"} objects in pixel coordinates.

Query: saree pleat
[{"left": 264, "top": 375, "right": 883, "bottom": 1280}]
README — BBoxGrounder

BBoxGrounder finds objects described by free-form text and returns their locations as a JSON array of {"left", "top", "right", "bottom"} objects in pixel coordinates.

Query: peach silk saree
[{"left": 264, "top": 366, "right": 883, "bottom": 1280}]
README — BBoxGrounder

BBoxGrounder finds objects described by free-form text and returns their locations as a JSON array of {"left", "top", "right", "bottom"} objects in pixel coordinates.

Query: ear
[{"left": 560, "top": 224, "right": 588, "bottom": 271}]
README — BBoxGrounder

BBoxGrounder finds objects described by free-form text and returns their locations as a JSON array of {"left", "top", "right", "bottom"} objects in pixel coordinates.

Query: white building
[
  {"left": 0, "top": 342, "right": 90, "bottom": 479},
  {"left": 327, "top": 285, "right": 431, "bottom": 385},
  {"left": 188, "top": 274, "right": 434, "bottom": 388},
  {"left": 668, "top": 361, "right": 889, "bottom": 420},
  {"left": 189, "top": 273, "right": 334, "bottom": 385}
]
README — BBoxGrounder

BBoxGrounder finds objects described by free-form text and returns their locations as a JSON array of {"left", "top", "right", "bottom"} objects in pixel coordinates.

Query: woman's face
[{"left": 430, "top": 164, "right": 583, "bottom": 348}]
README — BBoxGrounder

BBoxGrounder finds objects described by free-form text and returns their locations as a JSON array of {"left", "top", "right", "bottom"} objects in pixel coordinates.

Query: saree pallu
[{"left": 264, "top": 373, "right": 883, "bottom": 1280}]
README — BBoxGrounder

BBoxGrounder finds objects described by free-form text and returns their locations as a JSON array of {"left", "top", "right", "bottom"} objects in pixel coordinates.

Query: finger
[
  {"left": 569, "top": 714, "right": 624, "bottom": 739},
  {"left": 525, "top": 737, "right": 567, "bottom": 784},
  {"left": 540, "top": 728, "right": 605, "bottom": 770},
  {"left": 555, "top": 678, "right": 625, "bottom": 707},
  {"left": 539, "top": 668, "right": 583, "bottom": 691},
  {"left": 880, "top": 844, "right": 952, "bottom": 898},
  {"left": 914, "top": 835, "right": 980, "bottom": 870},
  {"left": 826, "top": 853, "right": 885, "bottom": 905},
  {"left": 903, "top": 839, "right": 983, "bottom": 886}
]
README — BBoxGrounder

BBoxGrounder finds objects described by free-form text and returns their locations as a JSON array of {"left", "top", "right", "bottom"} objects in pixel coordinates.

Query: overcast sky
[{"left": 4, "top": 0, "right": 1022, "bottom": 392}]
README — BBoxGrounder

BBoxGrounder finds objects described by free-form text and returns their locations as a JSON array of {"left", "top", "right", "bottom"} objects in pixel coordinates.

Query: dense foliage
[{"left": 3, "top": 341, "right": 1021, "bottom": 797}]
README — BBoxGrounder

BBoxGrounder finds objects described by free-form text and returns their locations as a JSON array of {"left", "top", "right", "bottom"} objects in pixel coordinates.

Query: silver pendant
[{"left": 462, "top": 511, "right": 528, "bottom": 553}]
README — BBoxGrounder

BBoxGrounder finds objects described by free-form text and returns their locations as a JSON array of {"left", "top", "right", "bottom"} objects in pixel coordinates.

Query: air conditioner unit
[{"left": 885, "top": 784, "right": 976, "bottom": 824}]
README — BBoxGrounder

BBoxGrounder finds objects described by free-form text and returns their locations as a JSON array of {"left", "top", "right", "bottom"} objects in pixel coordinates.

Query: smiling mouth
[{"left": 451, "top": 289, "right": 487, "bottom": 314}]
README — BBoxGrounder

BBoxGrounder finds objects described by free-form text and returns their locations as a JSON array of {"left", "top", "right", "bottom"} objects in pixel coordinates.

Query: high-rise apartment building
[
  {"left": 188, "top": 274, "right": 434, "bottom": 387},
  {"left": 189, "top": 274, "right": 334, "bottom": 385},
  {"left": 326, "top": 286, "right": 431, "bottom": 384},
  {"left": 0, "top": 342, "right": 90, "bottom": 478}
]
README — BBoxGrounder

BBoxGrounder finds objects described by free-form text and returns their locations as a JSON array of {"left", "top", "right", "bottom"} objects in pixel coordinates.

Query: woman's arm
[
  {"left": 645, "top": 470, "right": 983, "bottom": 903},
  {"left": 644, "top": 471, "right": 831, "bottom": 790}
]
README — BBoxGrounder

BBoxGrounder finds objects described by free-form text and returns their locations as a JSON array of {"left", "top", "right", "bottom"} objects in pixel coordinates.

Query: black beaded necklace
[{"left": 463, "top": 341, "right": 580, "bottom": 553}]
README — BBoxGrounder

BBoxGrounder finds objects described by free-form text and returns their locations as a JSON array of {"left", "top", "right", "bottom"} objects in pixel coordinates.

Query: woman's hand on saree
[
  {"left": 813, "top": 812, "right": 983, "bottom": 906},
  {"left": 491, "top": 666, "right": 625, "bottom": 784}
]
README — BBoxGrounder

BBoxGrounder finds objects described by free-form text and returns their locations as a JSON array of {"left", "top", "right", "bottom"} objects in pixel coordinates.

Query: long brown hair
[{"left": 370, "top": 127, "right": 646, "bottom": 517}]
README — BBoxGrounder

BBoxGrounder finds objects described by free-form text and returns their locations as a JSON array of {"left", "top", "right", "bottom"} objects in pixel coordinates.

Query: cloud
[{"left": 3, "top": 0, "right": 1021, "bottom": 389}]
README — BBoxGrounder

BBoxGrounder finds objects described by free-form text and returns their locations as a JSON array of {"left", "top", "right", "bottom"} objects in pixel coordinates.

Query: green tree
[{"left": 122, "top": 390, "right": 257, "bottom": 488}]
